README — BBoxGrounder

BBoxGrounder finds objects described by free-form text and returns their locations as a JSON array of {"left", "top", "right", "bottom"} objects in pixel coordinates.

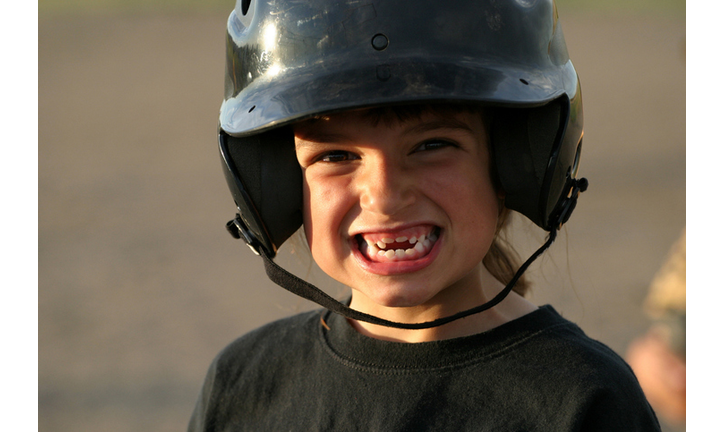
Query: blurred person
[{"left": 627, "top": 229, "right": 686, "bottom": 426}]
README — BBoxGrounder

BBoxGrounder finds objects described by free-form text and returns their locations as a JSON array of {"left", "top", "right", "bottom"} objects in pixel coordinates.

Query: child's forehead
[{"left": 294, "top": 104, "right": 487, "bottom": 135}]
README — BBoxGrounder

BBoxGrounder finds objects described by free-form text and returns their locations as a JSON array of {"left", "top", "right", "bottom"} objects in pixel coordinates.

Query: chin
[{"left": 352, "top": 278, "right": 444, "bottom": 310}]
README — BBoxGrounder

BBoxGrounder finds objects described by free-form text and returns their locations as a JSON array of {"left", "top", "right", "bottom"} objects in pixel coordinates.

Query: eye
[
  {"left": 317, "top": 150, "right": 359, "bottom": 163},
  {"left": 412, "top": 139, "right": 457, "bottom": 153}
]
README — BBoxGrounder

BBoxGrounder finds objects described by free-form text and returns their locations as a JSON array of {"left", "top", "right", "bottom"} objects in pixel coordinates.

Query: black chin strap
[{"left": 257, "top": 229, "right": 558, "bottom": 330}]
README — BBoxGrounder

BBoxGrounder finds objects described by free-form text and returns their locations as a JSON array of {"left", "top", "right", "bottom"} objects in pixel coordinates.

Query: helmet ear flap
[
  {"left": 220, "top": 127, "right": 303, "bottom": 256},
  {"left": 491, "top": 98, "right": 567, "bottom": 229}
]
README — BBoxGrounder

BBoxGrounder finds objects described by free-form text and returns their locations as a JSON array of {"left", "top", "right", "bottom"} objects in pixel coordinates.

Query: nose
[{"left": 357, "top": 155, "right": 416, "bottom": 216}]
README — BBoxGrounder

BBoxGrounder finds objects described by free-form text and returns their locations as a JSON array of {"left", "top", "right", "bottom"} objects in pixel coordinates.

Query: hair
[
  {"left": 305, "top": 103, "right": 530, "bottom": 296},
  {"left": 485, "top": 208, "right": 528, "bottom": 296}
]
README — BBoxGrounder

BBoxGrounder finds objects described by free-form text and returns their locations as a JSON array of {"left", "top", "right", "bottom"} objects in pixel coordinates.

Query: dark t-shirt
[{"left": 188, "top": 305, "right": 660, "bottom": 431}]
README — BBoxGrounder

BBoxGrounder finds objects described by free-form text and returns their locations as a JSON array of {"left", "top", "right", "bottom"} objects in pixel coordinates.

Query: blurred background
[{"left": 38, "top": 0, "right": 685, "bottom": 431}]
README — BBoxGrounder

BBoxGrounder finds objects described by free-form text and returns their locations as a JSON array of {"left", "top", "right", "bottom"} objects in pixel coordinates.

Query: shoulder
[
  {"left": 513, "top": 306, "right": 634, "bottom": 370},
  {"left": 197, "top": 309, "right": 327, "bottom": 397},
  {"left": 214, "top": 309, "right": 324, "bottom": 372},
  {"left": 223, "top": 309, "right": 322, "bottom": 349},
  {"left": 518, "top": 307, "right": 645, "bottom": 394},
  {"left": 511, "top": 307, "right": 661, "bottom": 430},
  {"left": 187, "top": 310, "right": 327, "bottom": 431}
]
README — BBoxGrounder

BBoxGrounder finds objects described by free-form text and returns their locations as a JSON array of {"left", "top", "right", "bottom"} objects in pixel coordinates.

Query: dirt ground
[{"left": 38, "top": 9, "right": 685, "bottom": 432}]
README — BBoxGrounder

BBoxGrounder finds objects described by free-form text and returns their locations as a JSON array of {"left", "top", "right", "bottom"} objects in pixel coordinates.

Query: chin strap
[
  {"left": 254, "top": 228, "right": 557, "bottom": 330},
  {"left": 229, "top": 176, "right": 587, "bottom": 330}
]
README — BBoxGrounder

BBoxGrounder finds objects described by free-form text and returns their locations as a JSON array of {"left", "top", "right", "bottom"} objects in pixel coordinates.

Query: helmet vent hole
[
  {"left": 371, "top": 34, "right": 389, "bottom": 51},
  {"left": 248, "top": 105, "right": 256, "bottom": 113},
  {"left": 519, "top": 78, "right": 529, "bottom": 85},
  {"left": 241, "top": 0, "right": 252, "bottom": 16}
]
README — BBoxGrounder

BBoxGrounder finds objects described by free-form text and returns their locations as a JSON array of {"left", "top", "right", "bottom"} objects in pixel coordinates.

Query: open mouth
[{"left": 355, "top": 225, "right": 441, "bottom": 263}]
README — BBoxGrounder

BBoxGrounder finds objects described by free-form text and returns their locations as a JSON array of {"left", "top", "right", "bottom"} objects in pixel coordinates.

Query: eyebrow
[
  {"left": 294, "top": 117, "right": 476, "bottom": 147},
  {"left": 293, "top": 132, "right": 350, "bottom": 147},
  {"left": 402, "top": 118, "right": 475, "bottom": 135}
]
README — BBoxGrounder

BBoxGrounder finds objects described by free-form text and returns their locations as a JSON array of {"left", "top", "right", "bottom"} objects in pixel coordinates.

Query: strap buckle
[
  {"left": 226, "top": 214, "right": 262, "bottom": 256},
  {"left": 550, "top": 177, "right": 589, "bottom": 231}
]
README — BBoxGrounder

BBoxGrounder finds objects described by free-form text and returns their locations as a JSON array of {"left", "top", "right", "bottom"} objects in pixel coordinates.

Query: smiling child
[
  {"left": 188, "top": 0, "right": 662, "bottom": 430},
  {"left": 293, "top": 107, "right": 538, "bottom": 342}
]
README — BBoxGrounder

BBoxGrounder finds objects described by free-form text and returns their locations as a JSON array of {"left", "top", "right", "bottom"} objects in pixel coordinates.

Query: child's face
[{"left": 293, "top": 108, "right": 500, "bottom": 312}]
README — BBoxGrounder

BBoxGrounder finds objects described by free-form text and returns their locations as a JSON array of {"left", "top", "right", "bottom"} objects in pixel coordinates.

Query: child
[{"left": 189, "top": 0, "right": 661, "bottom": 430}]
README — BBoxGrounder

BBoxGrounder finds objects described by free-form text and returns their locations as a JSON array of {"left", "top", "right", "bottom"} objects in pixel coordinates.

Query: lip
[{"left": 350, "top": 225, "right": 443, "bottom": 276}]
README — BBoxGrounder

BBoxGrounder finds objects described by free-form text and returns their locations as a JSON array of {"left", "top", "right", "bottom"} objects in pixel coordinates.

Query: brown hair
[{"left": 485, "top": 207, "right": 528, "bottom": 296}]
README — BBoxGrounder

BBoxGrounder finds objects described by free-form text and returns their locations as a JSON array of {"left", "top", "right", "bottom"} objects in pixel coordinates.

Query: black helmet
[{"left": 220, "top": 0, "right": 585, "bottom": 258}]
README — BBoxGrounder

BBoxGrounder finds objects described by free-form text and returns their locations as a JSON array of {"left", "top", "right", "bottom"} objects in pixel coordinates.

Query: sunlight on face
[{"left": 294, "top": 108, "right": 500, "bottom": 314}]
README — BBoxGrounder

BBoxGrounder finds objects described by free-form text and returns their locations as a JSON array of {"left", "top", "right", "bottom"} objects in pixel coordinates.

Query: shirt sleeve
[{"left": 187, "top": 356, "right": 220, "bottom": 432}]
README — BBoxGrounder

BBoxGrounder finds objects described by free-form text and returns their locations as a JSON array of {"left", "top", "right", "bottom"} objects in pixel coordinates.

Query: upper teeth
[
  {"left": 368, "top": 233, "right": 429, "bottom": 250},
  {"left": 362, "top": 229, "right": 439, "bottom": 261},
  {"left": 370, "top": 239, "right": 433, "bottom": 260}
]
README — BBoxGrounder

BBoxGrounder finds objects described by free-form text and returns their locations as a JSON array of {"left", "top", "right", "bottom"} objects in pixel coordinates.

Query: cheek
[
  {"left": 431, "top": 162, "right": 499, "bottom": 241},
  {"left": 301, "top": 177, "right": 315, "bottom": 249},
  {"left": 301, "top": 174, "right": 352, "bottom": 256},
  {"left": 430, "top": 160, "right": 498, "bottom": 209},
  {"left": 467, "top": 169, "right": 500, "bottom": 230}
]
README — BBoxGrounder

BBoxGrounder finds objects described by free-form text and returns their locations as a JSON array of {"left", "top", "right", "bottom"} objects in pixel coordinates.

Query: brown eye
[
  {"left": 413, "top": 139, "right": 457, "bottom": 153},
  {"left": 319, "top": 151, "right": 358, "bottom": 163}
]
